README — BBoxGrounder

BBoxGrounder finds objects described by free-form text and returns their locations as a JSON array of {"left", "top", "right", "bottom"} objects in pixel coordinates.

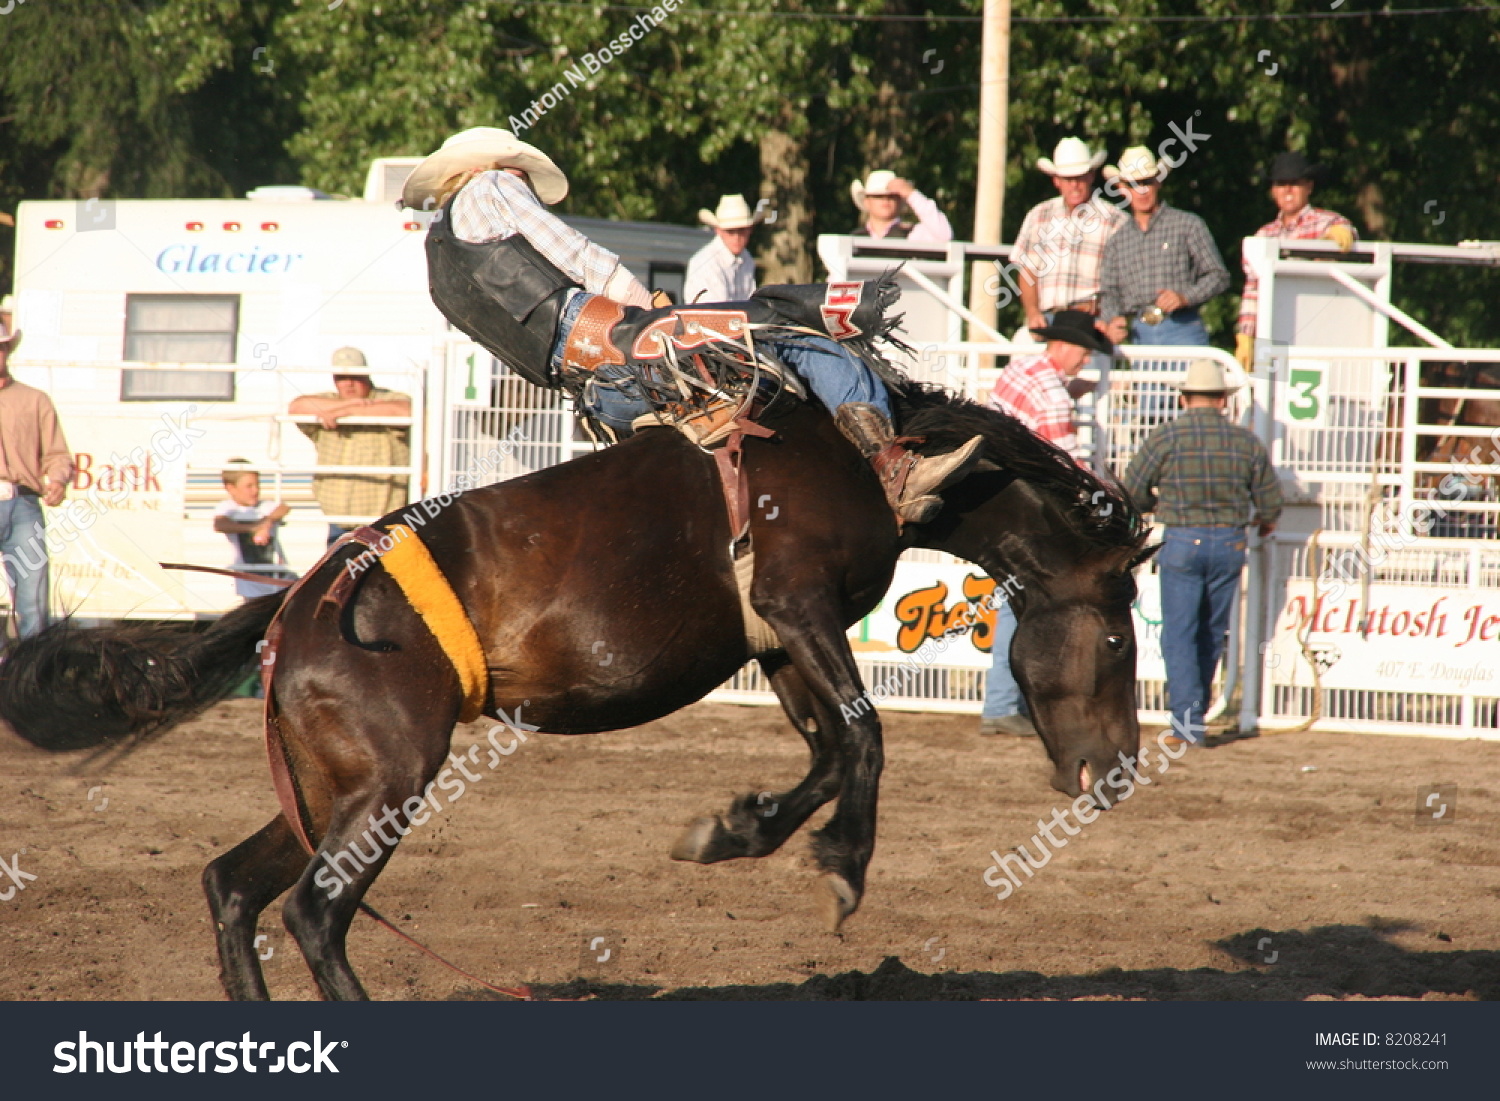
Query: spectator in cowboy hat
[
  {"left": 0, "top": 315, "right": 73, "bottom": 637},
  {"left": 288, "top": 347, "right": 412, "bottom": 544},
  {"left": 1013, "top": 137, "right": 1127, "bottom": 332},
  {"left": 1235, "top": 151, "right": 1357, "bottom": 369},
  {"left": 1098, "top": 146, "right": 1229, "bottom": 347},
  {"left": 684, "top": 194, "right": 763, "bottom": 304},
  {"left": 980, "top": 309, "right": 1113, "bottom": 737},
  {"left": 850, "top": 170, "right": 953, "bottom": 242},
  {"left": 1123, "top": 358, "right": 1281, "bottom": 745}
]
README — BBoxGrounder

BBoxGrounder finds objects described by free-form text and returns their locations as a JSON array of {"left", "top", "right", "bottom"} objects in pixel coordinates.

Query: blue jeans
[
  {"left": 1158, "top": 526, "right": 1246, "bottom": 740},
  {"left": 0, "top": 493, "right": 51, "bottom": 637},
  {"left": 981, "top": 600, "right": 1027, "bottom": 719},
  {"left": 1130, "top": 308, "right": 1208, "bottom": 346}
]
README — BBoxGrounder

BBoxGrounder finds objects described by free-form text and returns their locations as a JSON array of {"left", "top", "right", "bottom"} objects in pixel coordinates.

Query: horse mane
[{"left": 889, "top": 380, "right": 1146, "bottom": 553}]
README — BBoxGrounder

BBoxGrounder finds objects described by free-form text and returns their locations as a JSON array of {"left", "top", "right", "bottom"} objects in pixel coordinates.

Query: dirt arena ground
[{"left": 2, "top": 699, "right": 1497, "bottom": 1001}]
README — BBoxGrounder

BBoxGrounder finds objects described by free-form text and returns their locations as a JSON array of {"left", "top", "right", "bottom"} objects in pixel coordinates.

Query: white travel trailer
[{"left": 5, "top": 160, "right": 705, "bottom": 622}]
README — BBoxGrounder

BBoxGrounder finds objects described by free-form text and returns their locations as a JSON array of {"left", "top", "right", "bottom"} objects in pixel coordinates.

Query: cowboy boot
[{"left": 834, "top": 403, "right": 985, "bottom": 524}]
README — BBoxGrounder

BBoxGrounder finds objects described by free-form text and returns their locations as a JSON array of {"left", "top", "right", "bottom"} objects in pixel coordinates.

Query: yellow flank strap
[{"left": 377, "top": 524, "right": 489, "bottom": 722}]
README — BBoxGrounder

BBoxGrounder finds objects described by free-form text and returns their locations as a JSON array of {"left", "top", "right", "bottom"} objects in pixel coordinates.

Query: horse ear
[{"left": 1127, "top": 542, "right": 1161, "bottom": 571}]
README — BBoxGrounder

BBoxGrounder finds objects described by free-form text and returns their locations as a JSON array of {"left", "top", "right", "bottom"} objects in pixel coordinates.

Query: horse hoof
[
  {"left": 817, "top": 874, "right": 859, "bottom": 933},
  {"left": 670, "top": 817, "right": 728, "bottom": 863}
]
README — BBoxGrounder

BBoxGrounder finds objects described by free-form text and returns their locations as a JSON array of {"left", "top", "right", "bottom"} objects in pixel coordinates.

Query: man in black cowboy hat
[
  {"left": 1235, "top": 151, "right": 1357, "bottom": 368},
  {"left": 980, "top": 309, "right": 1113, "bottom": 736}
]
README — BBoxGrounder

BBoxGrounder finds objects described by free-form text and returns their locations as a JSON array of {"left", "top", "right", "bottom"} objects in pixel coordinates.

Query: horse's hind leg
[
  {"left": 280, "top": 766, "right": 436, "bottom": 1001},
  {"left": 203, "top": 814, "right": 309, "bottom": 1000},
  {"left": 672, "top": 653, "right": 844, "bottom": 863}
]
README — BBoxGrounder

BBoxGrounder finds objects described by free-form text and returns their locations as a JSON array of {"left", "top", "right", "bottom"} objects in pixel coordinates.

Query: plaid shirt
[
  {"left": 1098, "top": 203, "right": 1230, "bottom": 323},
  {"left": 1012, "top": 196, "right": 1128, "bottom": 312},
  {"left": 451, "top": 170, "right": 622, "bottom": 294},
  {"left": 1236, "top": 205, "right": 1357, "bottom": 335},
  {"left": 988, "top": 352, "right": 1078, "bottom": 455},
  {"left": 298, "top": 388, "right": 411, "bottom": 521},
  {"left": 1123, "top": 408, "right": 1282, "bottom": 528}
]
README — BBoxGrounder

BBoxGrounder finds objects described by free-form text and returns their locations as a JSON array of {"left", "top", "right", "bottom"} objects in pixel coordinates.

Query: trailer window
[
  {"left": 648, "top": 263, "right": 685, "bottom": 306},
  {"left": 122, "top": 295, "right": 238, "bottom": 401}
]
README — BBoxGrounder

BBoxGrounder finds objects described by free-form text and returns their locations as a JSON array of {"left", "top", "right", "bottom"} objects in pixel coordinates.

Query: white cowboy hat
[
  {"left": 1104, "top": 145, "right": 1170, "bottom": 184},
  {"left": 1178, "top": 359, "right": 1242, "bottom": 394},
  {"left": 401, "top": 126, "right": 569, "bottom": 209},
  {"left": 0, "top": 319, "right": 20, "bottom": 353},
  {"left": 1036, "top": 137, "right": 1106, "bottom": 178},
  {"left": 849, "top": 170, "right": 902, "bottom": 210},
  {"left": 330, "top": 346, "right": 373, "bottom": 377},
  {"left": 698, "top": 194, "right": 762, "bottom": 230}
]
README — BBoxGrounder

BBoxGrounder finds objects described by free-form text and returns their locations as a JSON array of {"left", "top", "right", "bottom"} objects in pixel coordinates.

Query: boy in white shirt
[{"left": 212, "top": 461, "right": 292, "bottom": 600}]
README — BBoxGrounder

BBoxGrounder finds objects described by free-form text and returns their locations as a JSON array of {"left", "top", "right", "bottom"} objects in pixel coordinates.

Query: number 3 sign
[{"left": 1281, "top": 358, "right": 1328, "bottom": 428}]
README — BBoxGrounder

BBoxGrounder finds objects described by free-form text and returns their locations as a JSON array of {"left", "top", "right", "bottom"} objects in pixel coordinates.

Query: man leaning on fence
[
  {"left": 1099, "top": 146, "right": 1230, "bottom": 348},
  {"left": 1123, "top": 359, "right": 1282, "bottom": 746},
  {"left": 288, "top": 347, "right": 412, "bottom": 544},
  {"left": 1234, "top": 151, "right": 1357, "bottom": 369}
]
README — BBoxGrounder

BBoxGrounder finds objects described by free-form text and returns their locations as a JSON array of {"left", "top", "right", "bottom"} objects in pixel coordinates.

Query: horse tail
[{"left": 0, "top": 591, "right": 287, "bottom": 752}]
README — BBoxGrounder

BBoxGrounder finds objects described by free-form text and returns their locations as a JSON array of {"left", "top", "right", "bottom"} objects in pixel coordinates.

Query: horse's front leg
[
  {"left": 752, "top": 597, "right": 882, "bottom": 933},
  {"left": 671, "top": 652, "right": 844, "bottom": 863}
]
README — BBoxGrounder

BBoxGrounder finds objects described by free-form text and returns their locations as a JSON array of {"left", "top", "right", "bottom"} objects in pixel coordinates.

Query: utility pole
[{"left": 968, "top": 0, "right": 1010, "bottom": 342}]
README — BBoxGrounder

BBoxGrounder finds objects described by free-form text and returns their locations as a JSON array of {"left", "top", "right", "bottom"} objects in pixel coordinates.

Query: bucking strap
[
  {"left": 260, "top": 524, "right": 491, "bottom": 855},
  {"left": 351, "top": 524, "right": 490, "bottom": 723}
]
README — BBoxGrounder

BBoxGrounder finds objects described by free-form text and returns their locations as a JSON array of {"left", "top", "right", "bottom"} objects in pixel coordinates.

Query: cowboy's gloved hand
[
  {"left": 1324, "top": 224, "right": 1355, "bottom": 252},
  {"left": 1235, "top": 333, "right": 1254, "bottom": 370}
]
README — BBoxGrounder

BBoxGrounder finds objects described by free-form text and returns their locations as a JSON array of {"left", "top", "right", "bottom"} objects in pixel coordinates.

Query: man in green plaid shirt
[{"left": 1124, "top": 359, "right": 1281, "bottom": 745}]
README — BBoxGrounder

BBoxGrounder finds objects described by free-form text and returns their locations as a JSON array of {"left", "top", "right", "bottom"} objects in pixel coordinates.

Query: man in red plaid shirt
[
  {"left": 988, "top": 309, "right": 1111, "bottom": 459},
  {"left": 1236, "top": 151, "right": 1357, "bottom": 367},
  {"left": 980, "top": 310, "right": 1114, "bottom": 737}
]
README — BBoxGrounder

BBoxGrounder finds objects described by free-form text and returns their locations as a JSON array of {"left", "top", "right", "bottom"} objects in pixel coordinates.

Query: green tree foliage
[{"left": 1, "top": 0, "right": 1498, "bottom": 341}]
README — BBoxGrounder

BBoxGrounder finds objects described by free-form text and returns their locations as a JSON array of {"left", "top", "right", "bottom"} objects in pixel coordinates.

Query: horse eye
[{"left": 1106, "top": 635, "right": 1126, "bottom": 652}]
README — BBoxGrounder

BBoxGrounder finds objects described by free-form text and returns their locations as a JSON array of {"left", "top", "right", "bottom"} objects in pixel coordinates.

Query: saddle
[{"left": 560, "top": 275, "right": 908, "bottom": 549}]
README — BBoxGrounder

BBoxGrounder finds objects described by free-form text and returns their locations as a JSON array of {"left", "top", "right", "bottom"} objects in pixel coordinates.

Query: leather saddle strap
[
  {"left": 714, "top": 431, "right": 750, "bottom": 544},
  {"left": 262, "top": 524, "right": 390, "bottom": 855},
  {"left": 711, "top": 417, "right": 778, "bottom": 545}
]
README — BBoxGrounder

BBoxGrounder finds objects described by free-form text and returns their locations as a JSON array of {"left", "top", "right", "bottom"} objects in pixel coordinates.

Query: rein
[
  {"left": 159, "top": 562, "right": 296, "bottom": 588},
  {"left": 356, "top": 902, "right": 531, "bottom": 1000}
]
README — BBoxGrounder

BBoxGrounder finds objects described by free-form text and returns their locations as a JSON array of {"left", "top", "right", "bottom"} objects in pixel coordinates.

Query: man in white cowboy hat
[
  {"left": 684, "top": 194, "right": 762, "bottom": 305},
  {"left": 1013, "top": 137, "right": 1127, "bottom": 332},
  {"left": 0, "top": 315, "right": 74, "bottom": 637},
  {"left": 1098, "top": 146, "right": 1229, "bottom": 347},
  {"left": 288, "top": 347, "right": 412, "bottom": 544},
  {"left": 1235, "top": 150, "right": 1357, "bottom": 369},
  {"left": 850, "top": 171, "right": 952, "bottom": 242},
  {"left": 406, "top": 125, "right": 984, "bottom": 524},
  {"left": 980, "top": 309, "right": 1114, "bottom": 737},
  {"left": 1124, "top": 359, "right": 1281, "bottom": 746}
]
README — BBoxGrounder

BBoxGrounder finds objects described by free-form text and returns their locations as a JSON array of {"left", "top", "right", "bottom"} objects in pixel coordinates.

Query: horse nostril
[{"left": 1078, "top": 761, "right": 1091, "bottom": 794}]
